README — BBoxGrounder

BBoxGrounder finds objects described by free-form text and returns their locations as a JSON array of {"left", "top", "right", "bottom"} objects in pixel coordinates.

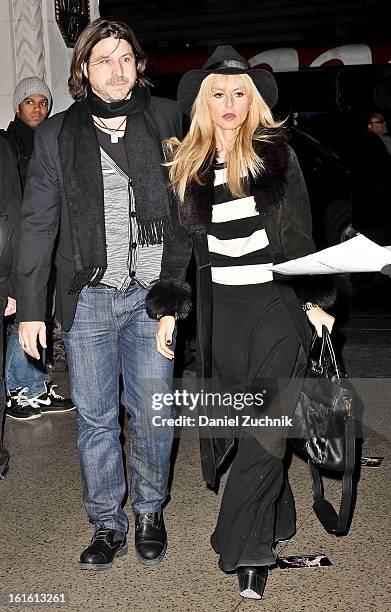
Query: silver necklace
[{"left": 93, "top": 116, "right": 127, "bottom": 143}]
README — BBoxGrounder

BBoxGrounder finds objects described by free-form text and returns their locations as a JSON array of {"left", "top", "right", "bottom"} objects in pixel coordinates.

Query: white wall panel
[
  {"left": 0, "top": 0, "right": 100, "bottom": 126},
  {"left": 0, "top": 0, "right": 11, "bottom": 21},
  {"left": 0, "top": 21, "right": 16, "bottom": 127}
]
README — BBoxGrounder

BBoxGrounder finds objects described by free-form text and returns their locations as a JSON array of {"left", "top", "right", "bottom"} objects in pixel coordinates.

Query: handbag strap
[
  {"left": 308, "top": 415, "right": 356, "bottom": 534},
  {"left": 311, "top": 326, "right": 342, "bottom": 379},
  {"left": 323, "top": 326, "right": 341, "bottom": 379}
]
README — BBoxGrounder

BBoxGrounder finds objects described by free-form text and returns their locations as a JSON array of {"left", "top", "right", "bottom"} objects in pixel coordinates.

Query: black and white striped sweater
[{"left": 208, "top": 164, "right": 274, "bottom": 286}]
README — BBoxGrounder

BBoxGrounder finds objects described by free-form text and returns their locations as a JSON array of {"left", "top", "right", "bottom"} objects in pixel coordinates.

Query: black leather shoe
[
  {"left": 134, "top": 510, "right": 167, "bottom": 565},
  {"left": 237, "top": 566, "right": 268, "bottom": 599},
  {"left": 79, "top": 527, "right": 128, "bottom": 570}
]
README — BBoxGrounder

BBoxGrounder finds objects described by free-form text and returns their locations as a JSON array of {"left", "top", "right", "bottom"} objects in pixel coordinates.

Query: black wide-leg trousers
[
  {"left": 211, "top": 436, "right": 296, "bottom": 570},
  {"left": 210, "top": 283, "right": 304, "bottom": 571}
]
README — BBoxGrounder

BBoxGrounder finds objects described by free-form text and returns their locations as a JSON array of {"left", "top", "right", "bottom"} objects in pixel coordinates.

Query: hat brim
[{"left": 177, "top": 67, "right": 278, "bottom": 116}]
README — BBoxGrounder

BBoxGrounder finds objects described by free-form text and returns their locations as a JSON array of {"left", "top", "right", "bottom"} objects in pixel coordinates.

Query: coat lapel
[
  {"left": 180, "top": 130, "right": 290, "bottom": 234},
  {"left": 178, "top": 162, "right": 214, "bottom": 234},
  {"left": 251, "top": 133, "right": 289, "bottom": 213}
]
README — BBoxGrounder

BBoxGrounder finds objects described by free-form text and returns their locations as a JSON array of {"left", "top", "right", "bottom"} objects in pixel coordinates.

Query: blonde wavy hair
[{"left": 165, "top": 73, "right": 284, "bottom": 202}]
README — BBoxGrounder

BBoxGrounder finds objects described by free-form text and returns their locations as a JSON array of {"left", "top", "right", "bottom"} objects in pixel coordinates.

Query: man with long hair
[{"left": 17, "top": 19, "right": 192, "bottom": 570}]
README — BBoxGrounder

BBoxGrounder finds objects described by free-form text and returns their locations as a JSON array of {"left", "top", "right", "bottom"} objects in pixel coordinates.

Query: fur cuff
[
  {"left": 293, "top": 275, "right": 337, "bottom": 310},
  {"left": 145, "top": 278, "right": 192, "bottom": 320}
]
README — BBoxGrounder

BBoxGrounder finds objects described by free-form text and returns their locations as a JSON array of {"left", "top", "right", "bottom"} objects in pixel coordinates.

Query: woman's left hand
[
  {"left": 306, "top": 305, "right": 335, "bottom": 337},
  {"left": 156, "top": 315, "right": 176, "bottom": 360}
]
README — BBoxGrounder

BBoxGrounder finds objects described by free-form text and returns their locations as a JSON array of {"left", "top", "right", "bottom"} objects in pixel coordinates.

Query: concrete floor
[{"left": 1, "top": 316, "right": 390, "bottom": 612}]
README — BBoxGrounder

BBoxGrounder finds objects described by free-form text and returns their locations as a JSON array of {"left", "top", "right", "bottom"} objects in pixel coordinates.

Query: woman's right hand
[
  {"left": 156, "top": 315, "right": 176, "bottom": 360},
  {"left": 305, "top": 305, "right": 335, "bottom": 337}
]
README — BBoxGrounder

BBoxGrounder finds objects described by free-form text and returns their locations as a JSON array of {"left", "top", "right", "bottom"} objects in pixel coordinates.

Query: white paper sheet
[{"left": 270, "top": 235, "right": 391, "bottom": 275}]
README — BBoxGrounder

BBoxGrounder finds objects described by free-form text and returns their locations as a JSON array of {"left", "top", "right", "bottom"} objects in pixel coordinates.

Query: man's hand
[
  {"left": 19, "top": 321, "right": 46, "bottom": 360},
  {"left": 4, "top": 297, "right": 16, "bottom": 316}
]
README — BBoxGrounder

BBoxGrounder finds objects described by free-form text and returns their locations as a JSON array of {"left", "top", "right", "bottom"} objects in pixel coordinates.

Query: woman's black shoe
[
  {"left": 134, "top": 510, "right": 167, "bottom": 565},
  {"left": 237, "top": 566, "right": 268, "bottom": 599},
  {"left": 79, "top": 527, "right": 128, "bottom": 570}
]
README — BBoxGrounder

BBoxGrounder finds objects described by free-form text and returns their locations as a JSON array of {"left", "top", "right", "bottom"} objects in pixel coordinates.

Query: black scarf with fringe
[{"left": 58, "top": 85, "right": 173, "bottom": 293}]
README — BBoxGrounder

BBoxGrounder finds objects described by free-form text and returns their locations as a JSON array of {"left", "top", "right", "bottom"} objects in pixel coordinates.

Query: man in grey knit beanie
[
  {"left": 3, "top": 75, "right": 73, "bottom": 422},
  {"left": 12, "top": 76, "right": 52, "bottom": 129}
]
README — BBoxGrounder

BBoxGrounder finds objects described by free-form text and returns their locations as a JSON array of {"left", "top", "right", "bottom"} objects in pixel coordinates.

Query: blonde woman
[{"left": 150, "top": 46, "right": 335, "bottom": 599}]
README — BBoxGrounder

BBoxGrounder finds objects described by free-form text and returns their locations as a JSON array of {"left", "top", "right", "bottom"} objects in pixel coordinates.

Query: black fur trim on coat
[
  {"left": 145, "top": 278, "right": 192, "bottom": 320},
  {"left": 178, "top": 163, "right": 215, "bottom": 234},
  {"left": 251, "top": 131, "right": 289, "bottom": 213},
  {"left": 179, "top": 129, "right": 289, "bottom": 234}
]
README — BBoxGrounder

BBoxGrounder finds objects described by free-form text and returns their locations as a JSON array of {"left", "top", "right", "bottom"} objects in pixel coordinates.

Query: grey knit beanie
[{"left": 13, "top": 77, "right": 52, "bottom": 112}]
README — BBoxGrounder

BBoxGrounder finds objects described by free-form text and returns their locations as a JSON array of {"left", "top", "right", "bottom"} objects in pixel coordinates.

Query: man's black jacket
[
  {"left": 16, "top": 96, "right": 192, "bottom": 330},
  {"left": 4, "top": 116, "right": 35, "bottom": 191},
  {"left": 0, "top": 136, "right": 21, "bottom": 298}
]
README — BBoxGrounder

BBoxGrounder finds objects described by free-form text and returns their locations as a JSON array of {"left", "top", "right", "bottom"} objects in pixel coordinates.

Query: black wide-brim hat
[{"left": 177, "top": 45, "right": 278, "bottom": 116}]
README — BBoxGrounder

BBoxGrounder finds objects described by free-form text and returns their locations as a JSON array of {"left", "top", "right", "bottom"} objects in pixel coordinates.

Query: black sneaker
[
  {"left": 33, "top": 382, "right": 75, "bottom": 414},
  {"left": 6, "top": 386, "right": 24, "bottom": 409},
  {"left": 6, "top": 387, "right": 42, "bottom": 421},
  {"left": 80, "top": 527, "right": 128, "bottom": 570}
]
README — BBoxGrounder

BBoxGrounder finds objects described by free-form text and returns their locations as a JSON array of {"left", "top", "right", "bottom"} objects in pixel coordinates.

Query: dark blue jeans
[
  {"left": 5, "top": 323, "right": 51, "bottom": 397},
  {"left": 62, "top": 284, "right": 175, "bottom": 533}
]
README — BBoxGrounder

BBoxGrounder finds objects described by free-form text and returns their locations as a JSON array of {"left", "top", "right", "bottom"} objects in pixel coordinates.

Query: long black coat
[
  {"left": 16, "top": 96, "right": 192, "bottom": 330},
  {"left": 175, "top": 135, "right": 336, "bottom": 486},
  {"left": 0, "top": 136, "right": 21, "bottom": 298},
  {"left": 4, "top": 117, "right": 35, "bottom": 190}
]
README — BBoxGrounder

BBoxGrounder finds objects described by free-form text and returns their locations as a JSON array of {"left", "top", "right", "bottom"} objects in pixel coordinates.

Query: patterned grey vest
[{"left": 99, "top": 147, "right": 163, "bottom": 289}]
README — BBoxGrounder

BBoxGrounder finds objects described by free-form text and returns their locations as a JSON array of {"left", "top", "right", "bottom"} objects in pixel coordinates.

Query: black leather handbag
[{"left": 293, "top": 326, "right": 357, "bottom": 535}]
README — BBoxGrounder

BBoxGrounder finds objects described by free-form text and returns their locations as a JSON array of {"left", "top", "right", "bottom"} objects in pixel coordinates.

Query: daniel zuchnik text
[
  {"left": 152, "top": 415, "right": 293, "bottom": 428},
  {"left": 151, "top": 390, "right": 293, "bottom": 427}
]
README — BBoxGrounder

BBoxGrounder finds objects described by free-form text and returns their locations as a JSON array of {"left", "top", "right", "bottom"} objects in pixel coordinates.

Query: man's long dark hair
[{"left": 68, "top": 18, "right": 150, "bottom": 101}]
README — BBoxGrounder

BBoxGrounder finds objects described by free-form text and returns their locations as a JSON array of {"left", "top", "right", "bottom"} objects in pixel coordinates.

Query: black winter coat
[
  {"left": 4, "top": 117, "right": 35, "bottom": 191},
  {"left": 150, "top": 133, "right": 336, "bottom": 486},
  {"left": 16, "top": 96, "right": 193, "bottom": 330},
  {"left": 0, "top": 136, "right": 21, "bottom": 298}
]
